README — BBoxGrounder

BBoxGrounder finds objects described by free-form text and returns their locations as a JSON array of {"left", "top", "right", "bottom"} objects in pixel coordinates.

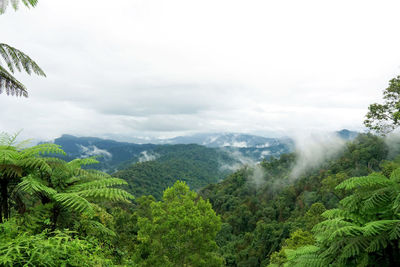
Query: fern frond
[
  {"left": 43, "top": 157, "right": 67, "bottom": 165},
  {"left": 336, "top": 173, "right": 391, "bottom": 190},
  {"left": 21, "top": 143, "right": 65, "bottom": 157},
  {"left": 329, "top": 225, "right": 364, "bottom": 240},
  {"left": 67, "top": 157, "right": 99, "bottom": 169},
  {"left": 388, "top": 221, "right": 400, "bottom": 240},
  {"left": 339, "top": 194, "right": 362, "bottom": 212},
  {"left": 0, "top": 148, "right": 19, "bottom": 162},
  {"left": 16, "top": 175, "right": 56, "bottom": 197},
  {"left": 393, "top": 193, "right": 400, "bottom": 213},
  {"left": 0, "top": 65, "right": 27, "bottom": 97},
  {"left": 53, "top": 193, "right": 94, "bottom": 215},
  {"left": 313, "top": 218, "right": 354, "bottom": 234},
  {"left": 0, "top": 43, "right": 45, "bottom": 76},
  {"left": 85, "top": 169, "right": 112, "bottom": 179},
  {"left": 366, "top": 234, "right": 388, "bottom": 252},
  {"left": 286, "top": 245, "right": 320, "bottom": 259},
  {"left": 362, "top": 220, "right": 400, "bottom": 236},
  {"left": 18, "top": 157, "right": 51, "bottom": 173},
  {"left": 86, "top": 220, "right": 116, "bottom": 237},
  {"left": 68, "top": 178, "right": 127, "bottom": 192},
  {"left": 77, "top": 188, "right": 134, "bottom": 202},
  {"left": 0, "top": 0, "right": 38, "bottom": 14},
  {"left": 0, "top": 163, "right": 23, "bottom": 177},
  {"left": 361, "top": 187, "right": 394, "bottom": 212},
  {"left": 322, "top": 209, "right": 365, "bottom": 224},
  {"left": 390, "top": 168, "right": 400, "bottom": 182},
  {"left": 338, "top": 237, "right": 368, "bottom": 260},
  {"left": 0, "top": 132, "right": 20, "bottom": 146},
  {"left": 285, "top": 246, "right": 324, "bottom": 267}
]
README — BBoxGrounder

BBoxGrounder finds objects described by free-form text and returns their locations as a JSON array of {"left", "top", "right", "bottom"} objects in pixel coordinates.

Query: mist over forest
[{"left": 2, "top": 0, "right": 400, "bottom": 266}]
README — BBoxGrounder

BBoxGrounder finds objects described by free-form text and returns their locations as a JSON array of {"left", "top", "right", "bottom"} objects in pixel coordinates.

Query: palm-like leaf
[
  {"left": 0, "top": 0, "right": 38, "bottom": 14},
  {"left": 0, "top": 43, "right": 45, "bottom": 97},
  {"left": 53, "top": 193, "right": 94, "bottom": 215},
  {"left": 0, "top": 43, "right": 45, "bottom": 76},
  {"left": 0, "top": 65, "right": 27, "bottom": 96}
]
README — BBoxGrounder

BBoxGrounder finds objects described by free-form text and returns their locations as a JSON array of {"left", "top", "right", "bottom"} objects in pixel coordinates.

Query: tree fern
[
  {"left": 15, "top": 155, "right": 134, "bottom": 231},
  {"left": 0, "top": 133, "right": 63, "bottom": 221},
  {"left": 288, "top": 168, "right": 400, "bottom": 266}
]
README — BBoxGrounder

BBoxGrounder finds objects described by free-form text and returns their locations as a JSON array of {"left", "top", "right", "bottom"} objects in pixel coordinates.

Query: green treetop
[
  {"left": 364, "top": 75, "right": 400, "bottom": 135},
  {"left": 134, "top": 180, "right": 224, "bottom": 267}
]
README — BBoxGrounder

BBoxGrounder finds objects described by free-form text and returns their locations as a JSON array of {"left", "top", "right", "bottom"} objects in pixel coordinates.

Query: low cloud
[
  {"left": 138, "top": 150, "right": 159, "bottom": 162},
  {"left": 289, "top": 132, "right": 346, "bottom": 179},
  {"left": 219, "top": 149, "right": 266, "bottom": 186},
  {"left": 384, "top": 132, "right": 400, "bottom": 159},
  {"left": 78, "top": 145, "right": 112, "bottom": 159}
]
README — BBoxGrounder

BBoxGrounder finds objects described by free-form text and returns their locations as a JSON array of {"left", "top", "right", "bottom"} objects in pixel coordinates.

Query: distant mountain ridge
[
  {"left": 43, "top": 130, "right": 358, "bottom": 198},
  {"left": 158, "top": 133, "right": 287, "bottom": 148},
  {"left": 46, "top": 130, "right": 357, "bottom": 170}
]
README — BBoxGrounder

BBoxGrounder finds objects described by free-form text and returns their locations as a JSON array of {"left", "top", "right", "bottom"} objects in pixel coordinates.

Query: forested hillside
[
  {"left": 200, "top": 133, "right": 391, "bottom": 266},
  {"left": 113, "top": 144, "right": 235, "bottom": 199},
  {"left": 50, "top": 133, "right": 293, "bottom": 172}
]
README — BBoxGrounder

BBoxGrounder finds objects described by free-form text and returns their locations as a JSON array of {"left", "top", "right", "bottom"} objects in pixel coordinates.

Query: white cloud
[
  {"left": 138, "top": 151, "right": 159, "bottom": 162},
  {"left": 78, "top": 145, "right": 112, "bottom": 159},
  {"left": 1, "top": 0, "right": 400, "bottom": 140}
]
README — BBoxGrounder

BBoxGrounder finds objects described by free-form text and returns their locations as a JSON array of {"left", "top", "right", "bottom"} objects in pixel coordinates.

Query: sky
[{"left": 1, "top": 0, "right": 400, "bottom": 141}]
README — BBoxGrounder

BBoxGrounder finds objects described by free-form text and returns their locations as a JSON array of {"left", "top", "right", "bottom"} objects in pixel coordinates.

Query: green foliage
[
  {"left": 200, "top": 133, "right": 390, "bottom": 266},
  {"left": 0, "top": 133, "right": 137, "bottom": 265},
  {"left": 288, "top": 167, "right": 400, "bottom": 266},
  {"left": 0, "top": 219, "right": 112, "bottom": 266},
  {"left": 134, "top": 181, "right": 224, "bottom": 266},
  {"left": 364, "top": 75, "right": 400, "bottom": 135},
  {"left": 114, "top": 144, "right": 232, "bottom": 199},
  {"left": 268, "top": 229, "right": 315, "bottom": 267},
  {"left": 0, "top": 133, "right": 64, "bottom": 222},
  {"left": 15, "top": 156, "right": 134, "bottom": 231}
]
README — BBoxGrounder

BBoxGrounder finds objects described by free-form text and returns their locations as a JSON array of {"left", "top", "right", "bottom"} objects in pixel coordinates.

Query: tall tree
[
  {"left": 134, "top": 181, "right": 224, "bottom": 267},
  {"left": 364, "top": 75, "right": 400, "bottom": 135},
  {"left": 0, "top": 0, "right": 45, "bottom": 97}
]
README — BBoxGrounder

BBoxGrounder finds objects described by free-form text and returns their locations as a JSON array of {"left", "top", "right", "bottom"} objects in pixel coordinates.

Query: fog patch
[
  {"left": 219, "top": 150, "right": 256, "bottom": 172},
  {"left": 260, "top": 150, "right": 271, "bottom": 158},
  {"left": 219, "top": 149, "right": 266, "bottom": 186},
  {"left": 78, "top": 145, "right": 112, "bottom": 159},
  {"left": 256, "top": 143, "right": 270, "bottom": 148},
  {"left": 384, "top": 132, "right": 400, "bottom": 159},
  {"left": 290, "top": 132, "right": 346, "bottom": 179},
  {"left": 138, "top": 150, "right": 159, "bottom": 162},
  {"left": 249, "top": 165, "right": 266, "bottom": 186}
]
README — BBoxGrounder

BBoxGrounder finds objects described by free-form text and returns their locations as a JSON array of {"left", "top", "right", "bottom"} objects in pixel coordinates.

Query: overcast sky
[{"left": 1, "top": 0, "right": 400, "bottom": 141}]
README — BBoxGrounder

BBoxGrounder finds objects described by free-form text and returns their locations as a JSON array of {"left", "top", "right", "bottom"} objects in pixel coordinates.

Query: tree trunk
[
  {"left": 0, "top": 198, "right": 2, "bottom": 223},
  {"left": 51, "top": 205, "right": 60, "bottom": 231},
  {"left": 0, "top": 179, "right": 9, "bottom": 220}
]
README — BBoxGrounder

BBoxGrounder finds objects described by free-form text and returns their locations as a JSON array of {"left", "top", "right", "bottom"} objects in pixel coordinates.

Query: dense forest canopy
[{"left": 2, "top": 0, "right": 400, "bottom": 266}]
